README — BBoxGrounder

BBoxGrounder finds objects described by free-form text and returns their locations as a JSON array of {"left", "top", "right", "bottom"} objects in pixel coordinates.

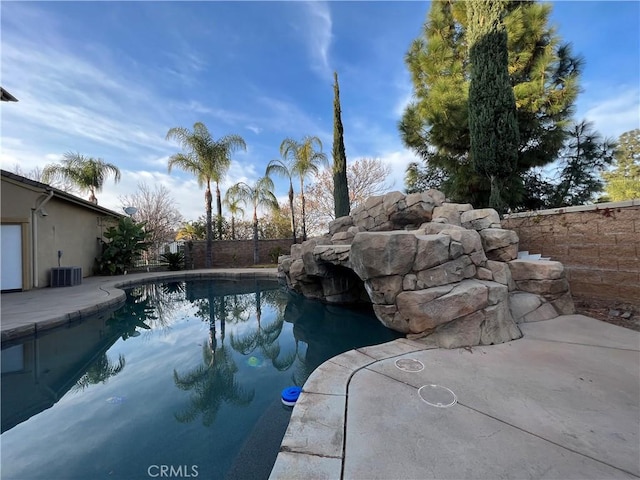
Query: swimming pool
[{"left": 1, "top": 278, "right": 400, "bottom": 480}]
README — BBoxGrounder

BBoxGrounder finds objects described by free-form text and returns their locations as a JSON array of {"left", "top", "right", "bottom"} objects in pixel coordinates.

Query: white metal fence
[{"left": 134, "top": 241, "right": 185, "bottom": 268}]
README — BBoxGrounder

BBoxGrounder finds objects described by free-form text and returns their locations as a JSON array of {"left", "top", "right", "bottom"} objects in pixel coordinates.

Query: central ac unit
[{"left": 50, "top": 267, "right": 82, "bottom": 287}]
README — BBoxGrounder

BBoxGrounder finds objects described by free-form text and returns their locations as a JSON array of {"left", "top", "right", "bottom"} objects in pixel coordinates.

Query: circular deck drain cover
[
  {"left": 395, "top": 358, "right": 424, "bottom": 372},
  {"left": 418, "top": 384, "right": 457, "bottom": 408}
]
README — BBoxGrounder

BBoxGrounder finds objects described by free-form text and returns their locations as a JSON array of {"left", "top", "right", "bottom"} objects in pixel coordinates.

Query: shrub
[
  {"left": 160, "top": 251, "right": 185, "bottom": 271},
  {"left": 95, "top": 217, "right": 151, "bottom": 275},
  {"left": 269, "top": 246, "right": 284, "bottom": 264}
]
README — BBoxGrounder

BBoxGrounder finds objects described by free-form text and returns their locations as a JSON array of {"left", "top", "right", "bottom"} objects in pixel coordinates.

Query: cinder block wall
[
  {"left": 503, "top": 201, "right": 640, "bottom": 305},
  {"left": 185, "top": 238, "right": 294, "bottom": 269}
]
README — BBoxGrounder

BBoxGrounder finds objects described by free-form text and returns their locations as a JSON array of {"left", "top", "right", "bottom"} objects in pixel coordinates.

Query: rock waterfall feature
[{"left": 278, "top": 191, "right": 574, "bottom": 348}]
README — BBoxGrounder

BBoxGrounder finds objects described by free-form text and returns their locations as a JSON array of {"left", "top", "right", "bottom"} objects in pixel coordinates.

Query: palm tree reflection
[
  {"left": 172, "top": 280, "right": 382, "bottom": 425},
  {"left": 74, "top": 282, "right": 187, "bottom": 392},
  {"left": 73, "top": 353, "right": 126, "bottom": 391},
  {"left": 229, "top": 284, "right": 296, "bottom": 372},
  {"left": 106, "top": 282, "right": 186, "bottom": 340},
  {"left": 173, "top": 343, "right": 254, "bottom": 426},
  {"left": 173, "top": 283, "right": 255, "bottom": 426}
]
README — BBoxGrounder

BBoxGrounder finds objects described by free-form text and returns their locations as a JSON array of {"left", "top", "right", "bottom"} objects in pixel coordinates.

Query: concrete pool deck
[
  {"left": 271, "top": 314, "right": 640, "bottom": 480},
  {"left": 2, "top": 270, "right": 639, "bottom": 479},
  {"left": 0, "top": 268, "right": 278, "bottom": 343}
]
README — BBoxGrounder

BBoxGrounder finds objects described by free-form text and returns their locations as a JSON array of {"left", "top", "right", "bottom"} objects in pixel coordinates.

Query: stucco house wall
[{"left": 1, "top": 170, "right": 121, "bottom": 290}]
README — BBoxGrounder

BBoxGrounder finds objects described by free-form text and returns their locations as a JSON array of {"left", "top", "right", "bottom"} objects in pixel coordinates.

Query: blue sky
[{"left": 1, "top": 1, "right": 638, "bottom": 221}]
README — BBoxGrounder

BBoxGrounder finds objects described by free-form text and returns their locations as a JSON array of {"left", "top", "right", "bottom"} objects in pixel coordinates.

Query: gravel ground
[{"left": 573, "top": 296, "right": 640, "bottom": 332}]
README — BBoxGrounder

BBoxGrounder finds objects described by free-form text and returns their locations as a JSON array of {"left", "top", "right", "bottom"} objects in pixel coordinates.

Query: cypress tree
[
  {"left": 400, "top": 0, "right": 583, "bottom": 209},
  {"left": 467, "top": 0, "right": 519, "bottom": 212},
  {"left": 332, "top": 71, "right": 350, "bottom": 218}
]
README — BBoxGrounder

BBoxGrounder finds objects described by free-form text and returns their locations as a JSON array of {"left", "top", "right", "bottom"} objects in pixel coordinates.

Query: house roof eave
[
  {"left": 1, "top": 169, "right": 124, "bottom": 218},
  {"left": 1, "top": 87, "right": 18, "bottom": 102}
]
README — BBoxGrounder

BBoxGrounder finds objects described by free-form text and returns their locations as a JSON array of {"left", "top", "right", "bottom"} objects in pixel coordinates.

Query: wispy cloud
[
  {"left": 375, "top": 149, "right": 419, "bottom": 192},
  {"left": 224, "top": 160, "right": 258, "bottom": 189},
  {"left": 246, "top": 125, "right": 262, "bottom": 135},
  {"left": 581, "top": 86, "right": 639, "bottom": 139},
  {"left": 393, "top": 90, "right": 413, "bottom": 119},
  {"left": 302, "top": 1, "right": 333, "bottom": 80},
  {"left": 392, "top": 71, "right": 415, "bottom": 119},
  {"left": 99, "top": 169, "right": 205, "bottom": 221},
  {"left": 91, "top": 158, "right": 260, "bottom": 221},
  {"left": 181, "top": 101, "right": 213, "bottom": 115},
  {"left": 1, "top": 31, "right": 173, "bottom": 158},
  {"left": 0, "top": 138, "right": 64, "bottom": 172},
  {"left": 162, "top": 50, "right": 208, "bottom": 87},
  {"left": 169, "top": 90, "right": 331, "bottom": 151},
  {"left": 0, "top": 5, "right": 203, "bottom": 217}
]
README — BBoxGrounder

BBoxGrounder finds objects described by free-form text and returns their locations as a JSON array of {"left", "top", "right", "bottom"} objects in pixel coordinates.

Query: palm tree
[
  {"left": 166, "top": 122, "right": 246, "bottom": 267},
  {"left": 175, "top": 220, "right": 206, "bottom": 241},
  {"left": 227, "top": 176, "right": 279, "bottom": 264},
  {"left": 223, "top": 189, "right": 246, "bottom": 240},
  {"left": 266, "top": 148, "right": 298, "bottom": 244},
  {"left": 42, "top": 152, "right": 121, "bottom": 204},
  {"left": 281, "top": 136, "right": 328, "bottom": 241},
  {"left": 210, "top": 135, "right": 246, "bottom": 238}
]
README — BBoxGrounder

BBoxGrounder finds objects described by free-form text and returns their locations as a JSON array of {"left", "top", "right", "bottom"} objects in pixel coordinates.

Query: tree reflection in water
[
  {"left": 72, "top": 353, "right": 126, "bottom": 392},
  {"left": 173, "top": 343, "right": 254, "bottom": 426},
  {"left": 174, "top": 282, "right": 255, "bottom": 426},
  {"left": 106, "top": 281, "right": 186, "bottom": 340},
  {"left": 74, "top": 282, "right": 188, "bottom": 392},
  {"left": 229, "top": 282, "right": 297, "bottom": 372},
  {"left": 284, "top": 293, "right": 401, "bottom": 386},
  {"left": 167, "top": 278, "right": 396, "bottom": 426}
]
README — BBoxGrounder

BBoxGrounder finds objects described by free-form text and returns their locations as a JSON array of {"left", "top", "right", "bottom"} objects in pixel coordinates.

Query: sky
[{"left": 1, "top": 1, "right": 639, "bottom": 222}]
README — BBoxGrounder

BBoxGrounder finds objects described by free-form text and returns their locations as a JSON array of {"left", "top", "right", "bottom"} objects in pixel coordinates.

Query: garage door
[{"left": 1, "top": 225, "right": 23, "bottom": 291}]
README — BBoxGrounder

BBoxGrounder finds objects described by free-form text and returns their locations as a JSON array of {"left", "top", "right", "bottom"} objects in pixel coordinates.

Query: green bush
[
  {"left": 95, "top": 217, "right": 150, "bottom": 275},
  {"left": 160, "top": 251, "right": 185, "bottom": 271},
  {"left": 268, "top": 246, "right": 284, "bottom": 264}
]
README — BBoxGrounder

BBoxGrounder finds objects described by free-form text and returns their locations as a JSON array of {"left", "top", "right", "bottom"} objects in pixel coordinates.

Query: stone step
[{"left": 518, "top": 251, "right": 550, "bottom": 261}]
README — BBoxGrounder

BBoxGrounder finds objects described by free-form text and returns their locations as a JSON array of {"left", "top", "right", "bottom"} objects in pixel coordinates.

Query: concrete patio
[{"left": 271, "top": 314, "right": 640, "bottom": 479}]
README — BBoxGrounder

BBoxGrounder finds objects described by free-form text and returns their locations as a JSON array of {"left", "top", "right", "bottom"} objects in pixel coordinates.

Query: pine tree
[
  {"left": 514, "top": 121, "right": 616, "bottom": 209},
  {"left": 332, "top": 71, "right": 350, "bottom": 218},
  {"left": 400, "top": 0, "right": 582, "bottom": 208},
  {"left": 550, "top": 121, "right": 616, "bottom": 206},
  {"left": 467, "top": 0, "right": 520, "bottom": 212},
  {"left": 604, "top": 129, "right": 640, "bottom": 201}
]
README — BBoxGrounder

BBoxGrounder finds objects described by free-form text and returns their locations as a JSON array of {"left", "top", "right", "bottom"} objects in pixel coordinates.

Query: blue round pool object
[{"left": 281, "top": 386, "right": 302, "bottom": 406}]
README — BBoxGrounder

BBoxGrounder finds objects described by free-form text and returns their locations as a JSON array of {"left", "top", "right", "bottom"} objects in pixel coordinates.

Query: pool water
[{"left": 1, "top": 278, "right": 400, "bottom": 480}]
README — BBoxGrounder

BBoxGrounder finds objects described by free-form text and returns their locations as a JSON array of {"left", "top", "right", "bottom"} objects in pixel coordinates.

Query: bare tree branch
[
  {"left": 119, "top": 182, "right": 184, "bottom": 252},
  {"left": 10, "top": 163, "right": 79, "bottom": 194},
  {"left": 303, "top": 158, "right": 393, "bottom": 234}
]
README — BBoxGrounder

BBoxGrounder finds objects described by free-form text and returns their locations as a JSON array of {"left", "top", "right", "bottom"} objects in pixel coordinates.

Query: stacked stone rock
[{"left": 278, "top": 190, "right": 575, "bottom": 348}]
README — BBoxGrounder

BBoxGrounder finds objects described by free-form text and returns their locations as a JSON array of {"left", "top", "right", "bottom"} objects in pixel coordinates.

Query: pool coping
[
  {"left": 269, "top": 337, "right": 438, "bottom": 479},
  {"left": 1, "top": 268, "right": 279, "bottom": 344}
]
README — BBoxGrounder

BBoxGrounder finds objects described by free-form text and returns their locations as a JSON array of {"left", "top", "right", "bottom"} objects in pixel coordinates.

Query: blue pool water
[{"left": 1, "top": 278, "right": 400, "bottom": 480}]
